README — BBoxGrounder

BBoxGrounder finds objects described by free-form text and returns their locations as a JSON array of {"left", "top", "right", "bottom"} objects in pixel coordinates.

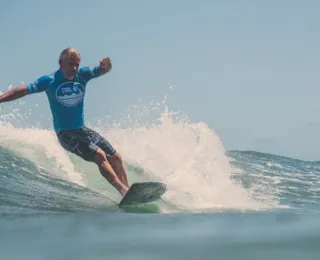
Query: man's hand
[{"left": 99, "top": 57, "right": 112, "bottom": 74}]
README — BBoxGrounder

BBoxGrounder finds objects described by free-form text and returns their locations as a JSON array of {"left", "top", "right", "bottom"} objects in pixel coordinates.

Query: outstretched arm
[
  {"left": 0, "top": 86, "right": 29, "bottom": 104},
  {"left": 78, "top": 57, "right": 112, "bottom": 81}
]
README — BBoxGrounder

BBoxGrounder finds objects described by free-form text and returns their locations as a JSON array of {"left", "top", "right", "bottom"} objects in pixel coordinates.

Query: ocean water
[{"left": 0, "top": 106, "right": 319, "bottom": 259}]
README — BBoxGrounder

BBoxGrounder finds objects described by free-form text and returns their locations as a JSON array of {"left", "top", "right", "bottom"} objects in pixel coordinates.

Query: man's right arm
[
  {"left": 0, "top": 86, "right": 29, "bottom": 104},
  {"left": 0, "top": 75, "right": 50, "bottom": 104}
]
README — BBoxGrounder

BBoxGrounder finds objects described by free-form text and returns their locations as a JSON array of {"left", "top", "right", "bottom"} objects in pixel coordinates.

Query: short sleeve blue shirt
[{"left": 27, "top": 66, "right": 101, "bottom": 131}]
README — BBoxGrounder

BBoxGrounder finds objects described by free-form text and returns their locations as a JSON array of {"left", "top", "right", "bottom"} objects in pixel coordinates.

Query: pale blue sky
[{"left": 0, "top": 1, "right": 320, "bottom": 160}]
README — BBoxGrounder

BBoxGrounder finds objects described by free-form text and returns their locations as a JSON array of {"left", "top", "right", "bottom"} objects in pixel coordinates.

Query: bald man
[{"left": 0, "top": 47, "right": 129, "bottom": 196}]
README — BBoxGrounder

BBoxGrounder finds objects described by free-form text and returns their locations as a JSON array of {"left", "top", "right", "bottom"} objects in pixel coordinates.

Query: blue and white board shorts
[{"left": 56, "top": 126, "right": 116, "bottom": 162}]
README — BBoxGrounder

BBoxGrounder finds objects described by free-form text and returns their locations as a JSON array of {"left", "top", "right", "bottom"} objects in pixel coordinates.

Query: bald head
[
  {"left": 58, "top": 47, "right": 81, "bottom": 80},
  {"left": 59, "top": 47, "right": 81, "bottom": 62}
]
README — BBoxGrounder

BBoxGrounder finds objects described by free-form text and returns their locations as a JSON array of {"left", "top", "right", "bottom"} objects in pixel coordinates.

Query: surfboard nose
[{"left": 119, "top": 182, "right": 167, "bottom": 206}]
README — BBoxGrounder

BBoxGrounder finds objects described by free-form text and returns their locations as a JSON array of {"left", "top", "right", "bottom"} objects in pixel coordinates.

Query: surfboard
[{"left": 119, "top": 182, "right": 167, "bottom": 206}]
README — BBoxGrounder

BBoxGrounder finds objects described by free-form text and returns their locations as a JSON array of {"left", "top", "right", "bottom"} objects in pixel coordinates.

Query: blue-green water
[{"left": 0, "top": 121, "right": 319, "bottom": 259}]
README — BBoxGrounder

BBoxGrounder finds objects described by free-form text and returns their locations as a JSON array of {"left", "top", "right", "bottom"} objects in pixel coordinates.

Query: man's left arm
[{"left": 79, "top": 57, "right": 112, "bottom": 82}]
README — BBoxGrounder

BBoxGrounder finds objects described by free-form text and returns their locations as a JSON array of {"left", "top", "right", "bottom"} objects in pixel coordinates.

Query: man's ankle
[{"left": 120, "top": 187, "right": 128, "bottom": 197}]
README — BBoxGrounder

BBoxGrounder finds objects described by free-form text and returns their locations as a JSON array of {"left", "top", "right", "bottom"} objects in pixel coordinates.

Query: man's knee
[
  {"left": 110, "top": 152, "right": 122, "bottom": 163},
  {"left": 94, "top": 148, "right": 108, "bottom": 165}
]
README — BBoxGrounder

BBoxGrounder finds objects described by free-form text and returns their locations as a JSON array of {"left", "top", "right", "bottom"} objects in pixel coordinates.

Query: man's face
[{"left": 59, "top": 55, "right": 80, "bottom": 80}]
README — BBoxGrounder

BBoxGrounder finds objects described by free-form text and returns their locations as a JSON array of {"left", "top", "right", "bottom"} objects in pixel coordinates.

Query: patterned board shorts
[{"left": 56, "top": 126, "right": 116, "bottom": 162}]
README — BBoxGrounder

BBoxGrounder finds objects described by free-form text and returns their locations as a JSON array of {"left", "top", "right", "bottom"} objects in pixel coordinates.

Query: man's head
[{"left": 58, "top": 47, "right": 81, "bottom": 80}]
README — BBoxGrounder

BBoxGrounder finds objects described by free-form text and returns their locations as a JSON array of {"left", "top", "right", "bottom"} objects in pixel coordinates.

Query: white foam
[
  {"left": 0, "top": 96, "right": 278, "bottom": 211},
  {"left": 0, "top": 124, "right": 84, "bottom": 186},
  {"left": 93, "top": 107, "right": 277, "bottom": 211}
]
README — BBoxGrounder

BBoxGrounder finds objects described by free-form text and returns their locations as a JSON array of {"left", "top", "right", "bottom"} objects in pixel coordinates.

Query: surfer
[{"left": 0, "top": 47, "right": 129, "bottom": 197}]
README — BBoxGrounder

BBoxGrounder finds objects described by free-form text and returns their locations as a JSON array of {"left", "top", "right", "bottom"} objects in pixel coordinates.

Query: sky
[{"left": 0, "top": 0, "right": 320, "bottom": 160}]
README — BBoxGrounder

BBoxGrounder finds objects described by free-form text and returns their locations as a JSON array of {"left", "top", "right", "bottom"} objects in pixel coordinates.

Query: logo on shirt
[{"left": 56, "top": 82, "right": 85, "bottom": 107}]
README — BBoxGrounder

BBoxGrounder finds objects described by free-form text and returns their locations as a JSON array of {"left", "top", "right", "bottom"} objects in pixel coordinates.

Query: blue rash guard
[{"left": 27, "top": 66, "right": 101, "bottom": 132}]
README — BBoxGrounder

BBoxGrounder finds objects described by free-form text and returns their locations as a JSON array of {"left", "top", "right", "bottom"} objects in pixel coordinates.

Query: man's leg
[
  {"left": 57, "top": 129, "right": 128, "bottom": 196},
  {"left": 91, "top": 128, "right": 130, "bottom": 189},
  {"left": 93, "top": 148, "right": 129, "bottom": 196},
  {"left": 107, "top": 152, "right": 129, "bottom": 188}
]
